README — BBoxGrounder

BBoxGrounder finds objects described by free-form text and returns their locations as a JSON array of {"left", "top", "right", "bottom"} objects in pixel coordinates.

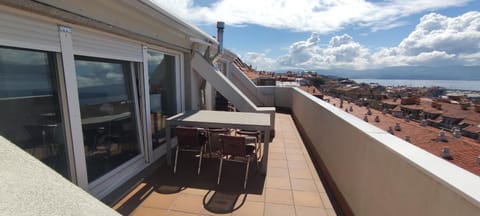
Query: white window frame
[{"left": 142, "top": 44, "right": 184, "bottom": 163}]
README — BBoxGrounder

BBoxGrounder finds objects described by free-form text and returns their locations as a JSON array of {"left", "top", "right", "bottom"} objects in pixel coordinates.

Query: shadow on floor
[{"left": 115, "top": 152, "right": 265, "bottom": 215}]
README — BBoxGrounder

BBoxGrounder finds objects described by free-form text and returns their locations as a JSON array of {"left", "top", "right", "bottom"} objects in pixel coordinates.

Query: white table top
[{"left": 168, "top": 110, "right": 271, "bottom": 129}]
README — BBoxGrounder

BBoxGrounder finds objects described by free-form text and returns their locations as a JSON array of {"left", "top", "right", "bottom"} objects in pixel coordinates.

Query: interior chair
[
  {"left": 217, "top": 135, "right": 256, "bottom": 189},
  {"left": 235, "top": 129, "right": 262, "bottom": 160},
  {"left": 174, "top": 126, "right": 207, "bottom": 175}
]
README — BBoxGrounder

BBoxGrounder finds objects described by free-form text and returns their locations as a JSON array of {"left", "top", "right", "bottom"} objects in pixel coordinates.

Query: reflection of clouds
[
  {"left": 0, "top": 47, "right": 48, "bottom": 65},
  {"left": 147, "top": 51, "right": 165, "bottom": 63},
  {"left": 148, "top": 51, "right": 176, "bottom": 88},
  {"left": 75, "top": 60, "right": 125, "bottom": 88},
  {"left": 106, "top": 72, "right": 123, "bottom": 81},
  {"left": 77, "top": 75, "right": 105, "bottom": 88}
]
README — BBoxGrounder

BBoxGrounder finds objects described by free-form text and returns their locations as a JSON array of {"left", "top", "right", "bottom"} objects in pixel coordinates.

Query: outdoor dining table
[{"left": 166, "top": 110, "right": 272, "bottom": 175}]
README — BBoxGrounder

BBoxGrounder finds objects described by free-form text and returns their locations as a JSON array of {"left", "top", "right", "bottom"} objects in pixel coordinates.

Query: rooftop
[
  {"left": 324, "top": 95, "right": 480, "bottom": 176},
  {"left": 112, "top": 113, "right": 337, "bottom": 216}
]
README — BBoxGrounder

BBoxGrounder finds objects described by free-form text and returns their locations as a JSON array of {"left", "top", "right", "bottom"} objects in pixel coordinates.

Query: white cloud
[
  {"left": 268, "top": 33, "right": 370, "bottom": 70},
  {"left": 241, "top": 12, "right": 480, "bottom": 70},
  {"left": 149, "top": 1, "right": 479, "bottom": 70},
  {"left": 378, "top": 11, "right": 480, "bottom": 66},
  {"left": 151, "top": 0, "right": 471, "bottom": 33},
  {"left": 242, "top": 52, "right": 276, "bottom": 71}
]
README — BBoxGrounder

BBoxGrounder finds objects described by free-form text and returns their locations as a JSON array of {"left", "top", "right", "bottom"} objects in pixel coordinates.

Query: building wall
[{"left": 0, "top": 2, "right": 209, "bottom": 199}]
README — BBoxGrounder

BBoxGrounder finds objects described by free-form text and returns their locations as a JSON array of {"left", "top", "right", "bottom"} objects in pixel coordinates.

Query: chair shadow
[{"left": 115, "top": 152, "right": 265, "bottom": 215}]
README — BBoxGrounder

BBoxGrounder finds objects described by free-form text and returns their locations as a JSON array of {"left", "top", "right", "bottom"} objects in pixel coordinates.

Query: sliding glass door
[
  {"left": 0, "top": 46, "right": 70, "bottom": 178},
  {"left": 75, "top": 57, "right": 142, "bottom": 183},
  {"left": 147, "top": 50, "right": 180, "bottom": 157}
]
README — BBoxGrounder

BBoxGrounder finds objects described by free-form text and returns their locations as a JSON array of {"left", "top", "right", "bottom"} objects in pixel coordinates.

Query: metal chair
[
  {"left": 207, "top": 128, "right": 231, "bottom": 154},
  {"left": 217, "top": 135, "right": 256, "bottom": 189},
  {"left": 174, "top": 126, "right": 207, "bottom": 175},
  {"left": 235, "top": 129, "right": 261, "bottom": 160}
]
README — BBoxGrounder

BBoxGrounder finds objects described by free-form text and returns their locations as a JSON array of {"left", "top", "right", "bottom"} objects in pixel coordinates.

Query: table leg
[
  {"left": 166, "top": 123, "right": 172, "bottom": 165},
  {"left": 260, "top": 128, "right": 270, "bottom": 175}
]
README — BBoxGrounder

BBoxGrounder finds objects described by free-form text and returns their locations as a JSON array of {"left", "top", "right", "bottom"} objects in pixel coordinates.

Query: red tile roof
[
  {"left": 326, "top": 95, "right": 480, "bottom": 176},
  {"left": 233, "top": 58, "right": 274, "bottom": 80},
  {"left": 298, "top": 86, "right": 322, "bottom": 96}
]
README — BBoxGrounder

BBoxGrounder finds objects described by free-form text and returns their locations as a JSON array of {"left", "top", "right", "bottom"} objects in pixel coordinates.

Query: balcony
[
  {"left": 112, "top": 112, "right": 336, "bottom": 216},
  {"left": 111, "top": 87, "right": 480, "bottom": 216},
  {"left": 3, "top": 86, "right": 480, "bottom": 216}
]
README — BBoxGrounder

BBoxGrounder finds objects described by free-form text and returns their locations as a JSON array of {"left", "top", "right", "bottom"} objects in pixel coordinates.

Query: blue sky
[{"left": 153, "top": 0, "right": 480, "bottom": 71}]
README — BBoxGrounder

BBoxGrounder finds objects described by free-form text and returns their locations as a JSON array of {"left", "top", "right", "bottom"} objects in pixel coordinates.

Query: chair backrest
[
  {"left": 209, "top": 128, "right": 230, "bottom": 151},
  {"left": 176, "top": 127, "right": 204, "bottom": 147},
  {"left": 220, "top": 135, "right": 246, "bottom": 157}
]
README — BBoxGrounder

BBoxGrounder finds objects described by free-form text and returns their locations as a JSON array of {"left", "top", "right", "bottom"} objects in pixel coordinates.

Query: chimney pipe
[
  {"left": 212, "top": 21, "right": 225, "bottom": 64},
  {"left": 217, "top": 21, "right": 224, "bottom": 54}
]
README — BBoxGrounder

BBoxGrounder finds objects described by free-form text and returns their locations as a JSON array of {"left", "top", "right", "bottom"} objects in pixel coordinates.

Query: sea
[{"left": 352, "top": 79, "right": 480, "bottom": 91}]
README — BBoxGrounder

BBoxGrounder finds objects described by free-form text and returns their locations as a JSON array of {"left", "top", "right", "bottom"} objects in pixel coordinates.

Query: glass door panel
[
  {"left": 0, "top": 46, "right": 70, "bottom": 178},
  {"left": 75, "top": 57, "right": 141, "bottom": 182},
  {"left": 147, "top": 51, "right": 177, "bottom": 149}
]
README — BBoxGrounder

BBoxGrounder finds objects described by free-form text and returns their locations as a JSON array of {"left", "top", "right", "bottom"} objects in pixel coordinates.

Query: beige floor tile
[
  {"left": 170, "top": 194, "right": 205, "bottom": 214},
  {"left": 232, "top": 201, "right": 264, "bottom": 216},
  {"left": 290, "top": 179, "right": 317, "bottom": 191},
  {"left": 284, "top": 139, "right": 300, "bottom": 144},
  {"left": 201, "top": 208, "right": 232, "bottom": 216},
  {"left": 286, "top": 153, "right": 306, "bottom": 161},
  {"left": 183, "top": 187, "right": 209, "bottom": 196},
  {"left": 140, "top": 192, "right": 179, "bottom": 209},
  {"left": 295, "top": 206, "right": 329, "bottom": 216},
  {"left": 264, "top": 203, "right": 296, "bottom": 216},
  {"left": 269, "top": 147, "right": 285, "bottom": 153},
  {"left": 284, "top": 143, "right": 301, "bottom": 149},
  {"left": 266, "top": 176, "right": 291, "bottom": 190},
  {"left": 246, "top": 192, "right": 265, "bottom": 203},
  {"left": 285, "top": 147, "right": 304, "bottom": 155},
  {"left": 320, "top": 193, "right": 334, "bottom": 209},
  {"left": 289, "top": 168, "right": 313, "bottom": 179},
  {"left": 287, "top": 160, "right": 308, "bottom": 169},
  {"left": 327, "top": 208, "right": 337, "bottom": 216},
  {"left": 269, "top": 152, "right": 287, "bottom": 160},
  {"left": 315, "top": 180, "right": 326, "bottom": 193},
  {"left": 167, "top": 210, "right": 199, "bottom": 216},
  {"left": 292, "top": 191, "right": 324, "bottom": 207},
  {"left": 265, "top": 188, "right": 293, "bottom": 205},
  {"left": 130, "top": 207, "right": 169, "bottom": 216},
  {"left": 267, "top": 167, "right": 289, "bottom": 177},
  {"left": 268, "top": 159, "right": 288, "bottom": 168}
]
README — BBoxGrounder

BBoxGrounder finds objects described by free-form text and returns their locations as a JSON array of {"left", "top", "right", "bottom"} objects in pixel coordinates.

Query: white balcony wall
[{"left": 282, "top": 87, "right": 480, "bottom": 216}]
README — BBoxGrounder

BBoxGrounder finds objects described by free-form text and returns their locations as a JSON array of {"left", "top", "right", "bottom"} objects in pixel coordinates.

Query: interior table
[{"left": 166, "top": 110, "right": 272, "bottom": 175}]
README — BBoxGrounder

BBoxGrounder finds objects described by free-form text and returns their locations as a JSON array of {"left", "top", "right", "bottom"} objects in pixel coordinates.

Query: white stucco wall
[{"left": 0, "top": 136, "right": 119, "bottom": 216}]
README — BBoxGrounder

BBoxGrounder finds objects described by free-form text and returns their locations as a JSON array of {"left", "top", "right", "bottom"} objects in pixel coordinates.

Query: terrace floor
[{"left": 112, "top": 113, "right": 336, "bottom": 216}]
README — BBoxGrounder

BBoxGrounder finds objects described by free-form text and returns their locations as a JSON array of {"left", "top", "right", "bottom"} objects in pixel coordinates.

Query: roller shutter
[
  {"left": 0, "top": 10, "right": 60, "bottom": 52},
  {"left": 72, "top": 27, "right": 143, "bottom": 62}
]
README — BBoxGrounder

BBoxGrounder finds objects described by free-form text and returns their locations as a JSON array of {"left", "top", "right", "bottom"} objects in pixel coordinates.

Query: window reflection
[
  {"left": 75, "top": 57, "right": 141, "bottom": 182},
  {"left": 0, "top": 46, "right": 69, "bottom": 178},
  {"left": 148, "top": 51, "right": 177, "bottom": 149}
]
